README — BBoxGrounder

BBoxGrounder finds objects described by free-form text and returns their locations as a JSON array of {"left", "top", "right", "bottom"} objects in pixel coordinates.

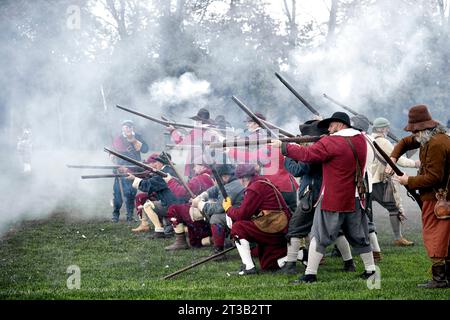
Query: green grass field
[{"left": 0, "top": 208, "right": 448, "bottom": 300}]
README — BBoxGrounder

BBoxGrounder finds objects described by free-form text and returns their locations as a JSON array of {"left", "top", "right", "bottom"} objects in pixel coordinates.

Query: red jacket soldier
[{"left": 223, "top": 164, "right": 291, "bottom": 275}]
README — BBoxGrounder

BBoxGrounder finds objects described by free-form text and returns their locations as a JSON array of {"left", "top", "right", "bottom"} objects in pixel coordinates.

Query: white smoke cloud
[
  {"left": 288, "top": 2, "right": 431, "bottom": 116},
  {"left": 149, "top": 72, "right": 211, "bottom": 106}
]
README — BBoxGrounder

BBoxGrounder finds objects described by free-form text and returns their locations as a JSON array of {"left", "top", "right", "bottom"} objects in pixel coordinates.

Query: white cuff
[
  {"left": 132, "top": 177, "right": 142, "bottom": 189},
  {"left": 198, "top": 200, "right": 206, "bottom": 212}
]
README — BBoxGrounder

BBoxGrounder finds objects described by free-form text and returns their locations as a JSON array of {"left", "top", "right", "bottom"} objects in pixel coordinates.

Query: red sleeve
[
  {"left": 227, "top": 188, "right": 263, "bottom": 221},
  {"left": 167, "top": 179, "right": 188, "bottom": 198},
  {"left": 286, "top": 139, "right": 331, "bottom": 163},
  {"left": 187, "top": 175, "right": 213, "bottom": 195}
]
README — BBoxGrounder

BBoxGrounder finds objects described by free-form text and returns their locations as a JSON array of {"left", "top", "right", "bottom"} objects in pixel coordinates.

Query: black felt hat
[{"left": 317, "top": 111, "right": 351, "bottom": 129}]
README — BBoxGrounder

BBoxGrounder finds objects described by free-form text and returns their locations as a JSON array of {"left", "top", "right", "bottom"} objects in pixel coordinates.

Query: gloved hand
[
  {"left": 222, "top": 196, "right": 232, "bottom": 212},
  {"left": 163, "top": 174, "right": 173, "bottom": 183}
]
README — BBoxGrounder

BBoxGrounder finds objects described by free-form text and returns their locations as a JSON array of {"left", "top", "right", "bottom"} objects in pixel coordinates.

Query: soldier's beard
[{"left": 415, "top": 130, "right": 433, "bottom": 145}]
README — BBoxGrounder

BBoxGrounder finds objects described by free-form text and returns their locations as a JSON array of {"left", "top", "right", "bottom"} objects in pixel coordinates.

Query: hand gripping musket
[
  {"left": 162, "top": 245, "right": 236, "bottom": 280},
  {"left": 208, "top": 136, "right": 321, "bottom": 149},
  {"left": 231, "top": 96, "right": 279, "bottom": 138},
  {"left": 103, "top": 147, "right": 168, "bottom": 178},
  {"left": 275, "top": 72, "right": 321, "bottom": 117},
  {"left": 372, "top": 141, "right": 422, "bottom": 209}
]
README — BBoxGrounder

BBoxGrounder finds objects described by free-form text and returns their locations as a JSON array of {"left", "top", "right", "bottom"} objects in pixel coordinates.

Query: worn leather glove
[
  {"left": 163, "top": 174, "right": 173, "bottom": 183},
  {"left": 222, "top": 196, "right": 232, "bottom": 212}
]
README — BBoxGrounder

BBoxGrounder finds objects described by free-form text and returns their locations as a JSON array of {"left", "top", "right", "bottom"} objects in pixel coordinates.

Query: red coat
[
  {"left": 167, "top": 169, "right": 214, "bottom": 199},
  {"left": 283, "top": 129, "right": 367, "bottom": 212},
  {"left": 227, "top": 176, "right": 291, "bottom": 223},
  {"left": 228, "top": 130, "right": 298, "bottom": 192}
]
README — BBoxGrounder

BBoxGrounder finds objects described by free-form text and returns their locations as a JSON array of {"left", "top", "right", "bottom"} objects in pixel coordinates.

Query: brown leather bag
[
  {"left": 251, "top": 180, "right": 288, "bottom": 233},
  {"left": 434, "top": 175, "right": 450, "bottom": 220}
]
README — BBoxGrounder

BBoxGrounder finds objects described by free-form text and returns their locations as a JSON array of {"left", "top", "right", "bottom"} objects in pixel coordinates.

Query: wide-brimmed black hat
[
  {"left": 318, "top": 111, "right": 351, "bottom": 129},
  {"left": 214, "top": 115, "right": 232, "bottom": 129},
  {"left": 189, "top": 108, "right": 212, "bottom": 123},
  {"left": 299, "top": 120, "right": 328, "bottom": 136},
  {"left": 154, "top": 151, "right": 172, "bottom": 165}
]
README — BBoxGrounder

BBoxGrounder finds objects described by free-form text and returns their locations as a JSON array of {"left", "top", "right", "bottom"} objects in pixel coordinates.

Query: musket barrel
[
  {"left": 104, "top": 147, "right": 167, "bottom": 177},
  {"left": 163, "top": 246, "right": 236, "bottom": 280},
  {"left": 209, "top": 136, "right": 320, "bottom": 148},
  {"left": 275, "top": 72, "right": 320, "bottom": 116}
]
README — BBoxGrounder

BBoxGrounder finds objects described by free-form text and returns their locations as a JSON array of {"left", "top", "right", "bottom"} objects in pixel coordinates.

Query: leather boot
[
  {"left": 132, "top": 219, "right": 150, "bottom": 233},
  {"left": 164, "top": 232, "right": 189, "bottom": 251},
  {"left": 343, "top": 259, "right": 356, "bottom": 272},
  {"left": 417, "top": 264, "right": 448, "bottom": 289}
]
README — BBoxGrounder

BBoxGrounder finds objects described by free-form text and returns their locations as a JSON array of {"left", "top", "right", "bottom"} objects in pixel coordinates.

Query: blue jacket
[{"left": 284, "top": 158, "right": 322, "bottom": 202}]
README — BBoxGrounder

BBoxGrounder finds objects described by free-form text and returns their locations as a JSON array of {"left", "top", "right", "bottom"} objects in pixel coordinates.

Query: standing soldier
[
  {"left": 370, "top": 117, "right": 419, "bottom": 246},
  {"left": 111, "top": 120, "right": 149, "bottom": 223},
  {"left": 167, "top": 108, "right": 220, "bottom": 178},
  {"left": 273, "top": 112, "right": 376, "bottom": 283},
  {"left": 390, "top": 105, "right": 450, "bottom": 289}
]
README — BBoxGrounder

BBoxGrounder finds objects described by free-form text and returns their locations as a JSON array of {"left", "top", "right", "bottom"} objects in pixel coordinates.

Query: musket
[
  {"left": 81, "top": 171, "right": 152, "bottom": 179},
  {"left": 209, "top": 136, "right": 321, "bottom": 148},
  {"left": 162, "top": 246, "right": 236, "bottom": 280},
  {"left": 116, "top": 105, "right": 228, "bottom": 133},
  {"left": 81, "top": 173, "right": 128, "bottom": 179},
  {"left": 231, "top": 96, "right": 279, "bottom": 137},
  {"left": 210, "top": 166, "right": 228, "bottom": 199},
  {"left": 259, "top": 118, "right": 295, "bottom": 137},
  {"left": 103, "top": 147, "right": 167, "bottom": 178},
  {"left": 275, "top": 72, "right": 321, "bottom": 116},
  {"left": 372, "top": 141, "right": 422, "bottom": 209},
  {"left": 163, "top": 154, "right": 209, "bottom": 220},
  {"left": 67, "top": 164, "right": 140, "bottom": 170}
]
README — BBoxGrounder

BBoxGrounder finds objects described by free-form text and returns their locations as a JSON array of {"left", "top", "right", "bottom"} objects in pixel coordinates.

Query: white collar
[{"left": 331, "top": 128, "right": 361, "bottom": 137}]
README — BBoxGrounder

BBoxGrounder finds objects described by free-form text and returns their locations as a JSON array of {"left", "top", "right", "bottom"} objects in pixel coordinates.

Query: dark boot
[
  {"left": 292, "top": 274, "right": 317, "bottom": 284},
  {"left": 277, "top": 261, "right": 297, "bottom": 275},
  {"left": 417, "top": 264, "right": 448, "bottom": 289},
  {"left": 164, "top": 233, "right": 189, "bottom": 251},
  {"left": 343, "top": 259, "right": 356, "bottom": 272}
]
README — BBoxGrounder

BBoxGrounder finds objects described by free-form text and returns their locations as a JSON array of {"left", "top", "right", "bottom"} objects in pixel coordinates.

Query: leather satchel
[
  {"left": 434, "top": 175, "right": 450, "bottom": 220},
  {"left": 251, "top": 180, "right": 288, "bottom": 233}
]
